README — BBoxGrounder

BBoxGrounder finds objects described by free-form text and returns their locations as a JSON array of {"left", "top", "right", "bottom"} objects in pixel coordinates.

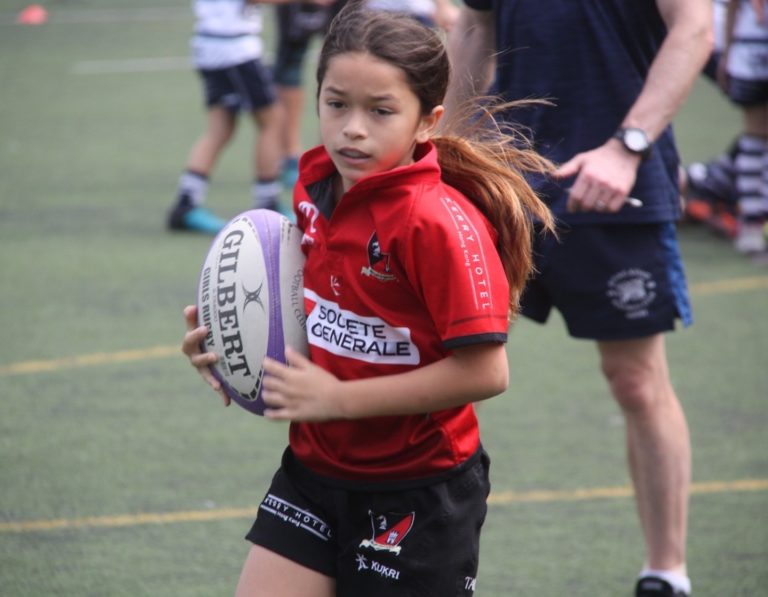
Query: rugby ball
[{"left": 196, "top": 209, "right": 308, "bottom": 415}]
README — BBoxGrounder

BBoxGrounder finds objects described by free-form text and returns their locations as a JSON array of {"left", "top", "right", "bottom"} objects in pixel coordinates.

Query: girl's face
[{"left": 318, "top": 52, "right": 442, "bottom": 194}]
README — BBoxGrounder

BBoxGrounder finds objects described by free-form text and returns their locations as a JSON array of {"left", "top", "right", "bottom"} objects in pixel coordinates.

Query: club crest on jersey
[
  {"left": 361, "top": 232, "right": 396, "bottom": 282},
  {"left": 359, "top": 511, "right": 414, "bottom": 555}
]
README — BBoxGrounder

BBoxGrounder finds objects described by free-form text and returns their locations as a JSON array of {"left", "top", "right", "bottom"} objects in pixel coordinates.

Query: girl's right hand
[{"left": 181, "top": 304, "right": 230, "bottom": 406}]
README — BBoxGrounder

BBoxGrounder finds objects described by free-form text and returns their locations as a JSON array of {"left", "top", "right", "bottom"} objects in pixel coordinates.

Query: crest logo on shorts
[
  {"left": 606, "top": 268, "right": 657, "bottom": 319},
  {"left": 359, "top": 511, "right": 415, "bottom": 555},
  {"left": 361, "top": 232, "right": 396, "bottom": 282}
]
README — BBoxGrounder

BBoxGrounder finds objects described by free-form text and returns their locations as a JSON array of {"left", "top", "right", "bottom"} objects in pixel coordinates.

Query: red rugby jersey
[{"left": 290, "top": 142, "right": 510, "bottom": 482}]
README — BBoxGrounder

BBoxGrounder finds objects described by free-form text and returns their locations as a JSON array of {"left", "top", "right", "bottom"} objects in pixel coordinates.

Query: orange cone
[{"left": 17, "top": 4, "right": 48, "bottom": 25}]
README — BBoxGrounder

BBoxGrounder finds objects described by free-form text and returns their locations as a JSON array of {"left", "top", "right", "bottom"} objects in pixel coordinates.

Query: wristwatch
[{"left": 613, "top": 127, "right": 652, "bottom": 160}]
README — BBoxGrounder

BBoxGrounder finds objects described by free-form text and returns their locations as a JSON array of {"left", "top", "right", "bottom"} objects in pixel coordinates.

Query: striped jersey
[{"left": 191, "top": 0, "right": 263, "bottom": 69}]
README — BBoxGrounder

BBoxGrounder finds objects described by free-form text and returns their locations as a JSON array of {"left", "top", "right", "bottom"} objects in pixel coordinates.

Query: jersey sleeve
[{"left": 403, "top": 192, "right": 509, "bottom": 350}]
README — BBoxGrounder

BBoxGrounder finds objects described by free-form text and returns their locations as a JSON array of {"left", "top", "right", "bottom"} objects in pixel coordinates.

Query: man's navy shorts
[
  {"left": 245, "top": 448, "right": 490, "bottom": 596},
  {"left": 198, "top": 59, "right": 276, "bottom": 112},
  {"left": 521, "top": 222, "right": 693, "bottom": 340}
]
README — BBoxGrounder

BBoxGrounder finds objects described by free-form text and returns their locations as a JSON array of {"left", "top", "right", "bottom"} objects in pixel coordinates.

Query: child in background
[
  {"left": 182, "top": 4, "right": 553, "bottom": 596},
  {"left": 721, "top": 0, "right": 768, "bottom": 254},
  {"left": 366, "top": 0, "right": 458, "bottom": 28},
  {"left": 685, "top": 0, "right": 768, "bottom": 254},
  {"left": 273, "top": 1, "right": 345, "bottom": 193},
  {"left": 169, "top": 0, "right": 301, "bottom": 235}
]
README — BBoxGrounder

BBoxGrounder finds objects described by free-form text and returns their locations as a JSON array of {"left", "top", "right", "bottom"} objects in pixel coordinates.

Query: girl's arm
[{"left": 261, "top": 343, "right": 509, "bottom": 421}]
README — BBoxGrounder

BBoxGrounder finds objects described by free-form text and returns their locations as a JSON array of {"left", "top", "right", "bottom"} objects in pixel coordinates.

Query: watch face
[{"left": 624, "top": 128, "right": 649, "bottom": 152}]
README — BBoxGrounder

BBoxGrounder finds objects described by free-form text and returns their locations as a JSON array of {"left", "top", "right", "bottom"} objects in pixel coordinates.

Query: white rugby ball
[{"left": 196, "top": 209, "right": 308, "bottom": 415}]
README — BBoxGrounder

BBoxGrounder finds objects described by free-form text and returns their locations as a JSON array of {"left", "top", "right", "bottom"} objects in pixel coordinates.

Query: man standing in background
[{"left": 446, "top": 2, "right": 713, "bottom": 596}]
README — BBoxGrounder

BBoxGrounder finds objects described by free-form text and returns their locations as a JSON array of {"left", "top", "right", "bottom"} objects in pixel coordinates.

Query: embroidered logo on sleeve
[{"left": 438, "top": 196, "right": 494, "bottom": 310}]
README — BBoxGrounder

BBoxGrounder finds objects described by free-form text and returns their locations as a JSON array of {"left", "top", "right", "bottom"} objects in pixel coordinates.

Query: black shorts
[
  {"left": 246, "top": 448, "right": 491, "bottom": 597},
  {"left": 198, "top": 59, "right": 276, "bottom": 112},
  {"left": 274, "top": 2, "right": 337, "bottom": 87},
  {"left": 521, "top": 222, "right": 693, "bottom": 340},
  {"left": 726, "top": 76, "right": 768, "bottom": 106}
]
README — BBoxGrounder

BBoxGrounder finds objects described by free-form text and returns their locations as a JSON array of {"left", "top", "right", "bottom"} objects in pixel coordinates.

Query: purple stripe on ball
[{"left": 252, "top": 210, "right": 286, "bottom": 364}]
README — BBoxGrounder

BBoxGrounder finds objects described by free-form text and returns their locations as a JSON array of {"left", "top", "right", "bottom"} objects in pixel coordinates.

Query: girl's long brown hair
[
  {"left": 318, "top": 3, "right": 555, "bottom": 316},
  {"left": 435, "top": 102, "right": 555, "bottom": 314}
]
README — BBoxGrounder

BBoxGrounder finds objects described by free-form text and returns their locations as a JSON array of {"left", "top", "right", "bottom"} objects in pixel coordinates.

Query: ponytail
[{"left": 435, "top": 100, "right": 556, "bottom": 316}]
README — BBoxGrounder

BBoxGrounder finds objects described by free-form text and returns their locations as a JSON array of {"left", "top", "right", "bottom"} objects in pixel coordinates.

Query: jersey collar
[{"left": 298, "top": 141, "right": 442, "bottom": 197}]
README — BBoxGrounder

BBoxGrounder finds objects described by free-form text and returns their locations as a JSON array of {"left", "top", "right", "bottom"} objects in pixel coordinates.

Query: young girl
[{"left": 182, "top": 4, "right": 553, "bottom": 595}]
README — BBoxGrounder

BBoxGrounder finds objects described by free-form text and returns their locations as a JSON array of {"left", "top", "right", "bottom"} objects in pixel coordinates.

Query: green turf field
[{"left": 0, "top": 2, "right": 766, "bottom": 595}]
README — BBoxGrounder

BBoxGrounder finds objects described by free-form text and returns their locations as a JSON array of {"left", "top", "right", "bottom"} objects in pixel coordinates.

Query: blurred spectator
[
  {"left": 273, "top": 1, "right": 345, "bottom": 193},
  {"left": 685, "top": 0, "right": 767, "bottom": 254},
  {"left": 168, "top": 0, "right": 320, "bottom": 235}
]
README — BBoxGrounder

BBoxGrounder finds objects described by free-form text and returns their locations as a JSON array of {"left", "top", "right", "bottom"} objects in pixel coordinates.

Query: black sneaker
[{"left": 635, "top": 576, "right": 689, "bottom": 597}]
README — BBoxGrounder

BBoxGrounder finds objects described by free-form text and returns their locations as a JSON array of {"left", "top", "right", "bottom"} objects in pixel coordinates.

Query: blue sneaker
[
  {"left": 252, "top": 199, "right": 296, "bottom": 224},
  {"left": 167, "top": 204, "right": 226, "bottom": 235},
  {"left": 281, "top": 156, "right": 299, "bottom": 191}
]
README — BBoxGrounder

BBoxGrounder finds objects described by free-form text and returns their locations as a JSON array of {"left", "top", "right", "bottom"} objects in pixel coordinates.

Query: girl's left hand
[{"left": 261, "top": 347, "right": 344, "bottom": 422}]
